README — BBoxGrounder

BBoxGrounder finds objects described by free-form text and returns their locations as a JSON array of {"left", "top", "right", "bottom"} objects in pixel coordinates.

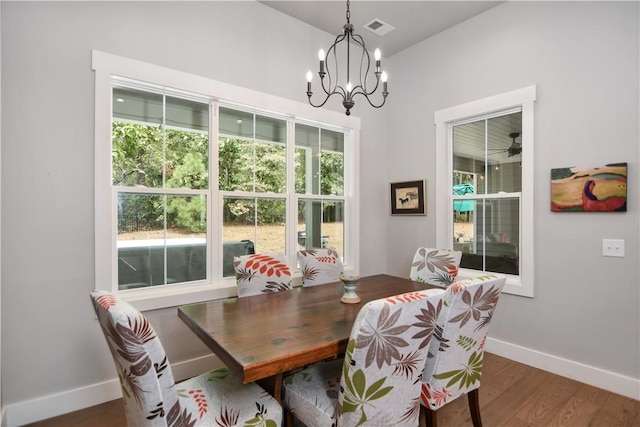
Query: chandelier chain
[{"left": 346, "top": 0, "right": 350, "bottom": 23}]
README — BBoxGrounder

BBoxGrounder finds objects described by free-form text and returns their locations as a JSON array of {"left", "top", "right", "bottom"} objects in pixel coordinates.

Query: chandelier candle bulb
[
  {"left": 374, "top": 49, "right": 381, "bottom": 72},
  {"left": 381, "top": 72, "right": 388, "bottom": 94},
  {"left": 318, "top": 49, "right": 325, "bottom": 74},
  {"left": 306, "top": 71, "right": 313, "bottom": 94}
]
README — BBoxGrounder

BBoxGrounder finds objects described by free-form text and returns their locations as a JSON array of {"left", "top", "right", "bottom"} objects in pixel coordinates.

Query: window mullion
[{"left": 162, "top": 94, "right": 168, "bottom": 286}]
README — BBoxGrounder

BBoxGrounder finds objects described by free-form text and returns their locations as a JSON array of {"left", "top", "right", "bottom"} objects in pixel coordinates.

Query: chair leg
[
  {"left": 467, "top": 388, "right": 482, "bottom": 427},
  {"left": 420, "top": 404, "right": 437, "bottom": 427},
  {"left": 284, "top": 408, "right": 295, "bottom": 427}
]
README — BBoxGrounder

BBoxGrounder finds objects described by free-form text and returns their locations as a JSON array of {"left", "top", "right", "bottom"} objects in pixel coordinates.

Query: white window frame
[
  {"left": 435, "top": 86, "right": 536, "bottom": 297},
  {"left": 93, "top": 50, "right": 360, "bottom": 310}
]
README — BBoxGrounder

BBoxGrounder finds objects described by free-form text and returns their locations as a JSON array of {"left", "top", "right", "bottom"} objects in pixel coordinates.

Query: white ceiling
[{"left": 259, "top": 1, "right": 504, "bottom": 57}]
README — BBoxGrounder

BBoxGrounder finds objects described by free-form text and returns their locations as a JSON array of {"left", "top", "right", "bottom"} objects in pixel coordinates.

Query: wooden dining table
[{"left": 177, "top": 274, "right": 438, "bottom": 401}]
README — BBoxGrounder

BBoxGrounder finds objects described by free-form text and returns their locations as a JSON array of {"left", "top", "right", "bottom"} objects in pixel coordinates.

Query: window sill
[
  {"left": 120, "top": 279, "right": 239, "bottom": 312},
  {"left": 119, "top": 275, "right": 310, "bottom": 311},
  {"left": 457, "top": 268, "right": 532, "bottom": 298}
]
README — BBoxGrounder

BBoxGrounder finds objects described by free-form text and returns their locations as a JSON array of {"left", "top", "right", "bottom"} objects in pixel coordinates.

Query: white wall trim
[
  {"left": 5, "top": 340, "right": 638, "bottom": 426},
  {"left": 486, "top": 337, "right": 640, "bottom": 400},
  {"left": 2, "top": 354, "right": 220, "bottom": 427}
]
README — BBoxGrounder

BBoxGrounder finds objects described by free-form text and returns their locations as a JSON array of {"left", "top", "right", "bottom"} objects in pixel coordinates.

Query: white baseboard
[
  {"left": 3, "top": 354, "right": 220, "bottom": 427},
  {"left": 485, "top": 337, "right": 640, "bottom": 400},
  {"left": 5, "top": 342, "right": 639, "bottom": 426}
]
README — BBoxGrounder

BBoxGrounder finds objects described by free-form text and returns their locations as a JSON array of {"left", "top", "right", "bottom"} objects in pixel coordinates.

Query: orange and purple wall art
[{"left": 550, "top": 163, "right": 627, "bottom": 212}]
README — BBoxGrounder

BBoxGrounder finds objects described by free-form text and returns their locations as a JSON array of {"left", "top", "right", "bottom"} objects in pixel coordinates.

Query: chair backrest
[
  {"left": 233, "top": 253, "right": 292, "bottom": 297},
  {"left": 90, "top": 290, "right": 180, "bottom": 426},
  {"left": 421, "top": 275, "right": 506, "bottom": 410},
  {"left": 409, "top": 247, "right": 462, "bottom": 288},
  {"left": 297, "top": 247, "right": 344, "bottom": 287},
  {"left": 336, "top": 288, "right": 446, "bottom": 426}
]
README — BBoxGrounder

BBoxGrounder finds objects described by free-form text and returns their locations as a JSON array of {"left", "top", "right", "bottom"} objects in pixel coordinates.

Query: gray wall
[
  {"left": 0, "top": 1, "right": 388, "bottom": 412},
  {"left": 387, "top": 1, "right": 639, "bottom": 380},
  {"left": 1, "top": 0, "right": 638, "bottom": 422}
]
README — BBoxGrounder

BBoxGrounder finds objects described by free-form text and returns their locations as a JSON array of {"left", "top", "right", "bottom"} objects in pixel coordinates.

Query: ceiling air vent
[{"left": 364, "top": 19, "right": 395, "bottom": 37}]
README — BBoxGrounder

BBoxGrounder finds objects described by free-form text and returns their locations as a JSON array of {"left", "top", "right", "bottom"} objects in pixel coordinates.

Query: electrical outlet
[{"left": 602, "top": 239, "right": 625, "bottom": 257}]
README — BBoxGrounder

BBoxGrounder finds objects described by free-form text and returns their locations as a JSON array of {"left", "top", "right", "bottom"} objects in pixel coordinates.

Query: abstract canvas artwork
[{"left": 550, "top": 163, "right": 627, "bottom": 212}]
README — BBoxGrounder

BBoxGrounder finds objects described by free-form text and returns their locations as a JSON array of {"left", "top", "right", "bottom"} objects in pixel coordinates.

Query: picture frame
[{"left": 390, "top": 180, "right": 426, "bottom": 215}]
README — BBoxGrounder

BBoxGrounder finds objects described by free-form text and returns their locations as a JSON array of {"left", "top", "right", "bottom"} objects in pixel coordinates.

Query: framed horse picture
[{"left": 390, "top": 180, "right": 426, "bottom": 215}]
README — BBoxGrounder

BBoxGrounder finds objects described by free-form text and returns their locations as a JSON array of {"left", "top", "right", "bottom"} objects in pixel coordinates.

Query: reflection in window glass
[
  {"left": 165, "top": 128, "right": 209, "bottom": 190},
  {"left": 222, "top": 197, "right": 286, "bottom": 255},
  {"left": 297, "top": 199, "right": 344, "bottom": 258},
  {"left": 117, "top": 193, "right": 207, "bottom": 289},
  {"left": 219, "top": 107, "right": 287, "bottom": 193},
  {"left": 452, "top": 111, "right": 521, "bottom": 276},
  {"left": 112, "top": 88, "right": 210, "bottom": 189},
  {"left": 455, "top": 198, "right": 520, "bottom": 275},
  {"left": 295, "top": 124, "right": 344, "bottom": 196}
]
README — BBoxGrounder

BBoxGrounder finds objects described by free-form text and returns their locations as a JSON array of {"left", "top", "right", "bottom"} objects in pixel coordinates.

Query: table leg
[{"left": 257, "top": 373, "right": 283, "bottom": 403}]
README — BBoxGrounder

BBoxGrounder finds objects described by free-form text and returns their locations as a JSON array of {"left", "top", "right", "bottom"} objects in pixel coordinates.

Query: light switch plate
[{"left": 602, "top": 239, "right": 625, "bottom": 257}]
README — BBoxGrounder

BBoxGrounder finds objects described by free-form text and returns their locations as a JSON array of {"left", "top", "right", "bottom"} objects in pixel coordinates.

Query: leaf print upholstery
[
  {"left": 409, "top": 247, "right": 462, "bottom": 288},
  {"left": 90, "top": 291, "right": 282, "bottom": 427},
  {"left": 356, "top": 304, "right": 412, "bottom": 369},
  {"left": 297, "top": 247, "right": 344, "bottom": 287},
  {"left": 419, "top": 275, "right": 506, "bottom": 427},
  {"left": 233, "top": 253, "right": 293, "bottom": 297},
  {"left": 283, "top": 288, "right": 446, "bottom": 427}
]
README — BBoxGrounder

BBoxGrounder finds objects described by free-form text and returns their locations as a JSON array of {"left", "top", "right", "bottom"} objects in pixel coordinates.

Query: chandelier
[{"left": 305, "top": 0, "right": 388, "bottom": 116}]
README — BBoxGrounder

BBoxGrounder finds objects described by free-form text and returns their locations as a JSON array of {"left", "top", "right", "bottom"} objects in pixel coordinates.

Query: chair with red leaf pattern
[
  {"left": 410, "top": 247, "right": 462, "bottom": 288},
  {"left": 297, "top": 247, "right": 344, "bottom": 287},
  {"left": 233, "top": 253, "right": 293, "bottom": 297},
  {"left": 90, "top": 290, "right": 282, "bottom": 427},
  {"left": 419, "top": 275, "right": 506, "bottom": 427}
]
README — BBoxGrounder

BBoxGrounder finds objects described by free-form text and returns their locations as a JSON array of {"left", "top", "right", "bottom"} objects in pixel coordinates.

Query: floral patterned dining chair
[
  {"left": 410, "top": 247, "right": 462, "bottom": 288},
  {"left": 297, "top": 247, "right": 344, "bottom": 287},
  {"left": 90, "top": 290, "right": 282, "bottom": 427},
  {"left": 233, "top": 253, "right": 293, "bottom": 297},
  {"left": 283, "top": 288, "right": 447, "bottom": 427},
  {"left": 419, "top": 275, "right": 506, "bottom": 427}
]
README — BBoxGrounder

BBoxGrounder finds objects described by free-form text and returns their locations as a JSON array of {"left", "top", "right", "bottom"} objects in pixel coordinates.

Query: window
[
  {"left": 93, "top": 51, "right": 360, "bottom": 310},
  {"left": 219, "top": 107, "right": 289, "bottom": 276},
  {"left": 113, "top": 86, "right": 210, "bottom": 289},
  {"left": 435, "top": 86, "right": 536, "bottom": 297},
  {"left": 295, "top": 124, "right": 345, "bottom": 259}
]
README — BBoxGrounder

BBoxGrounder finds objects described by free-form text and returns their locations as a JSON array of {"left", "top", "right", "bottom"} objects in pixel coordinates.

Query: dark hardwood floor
[{"left": 25, "top": 353, "right": 639, "bottom": 427}]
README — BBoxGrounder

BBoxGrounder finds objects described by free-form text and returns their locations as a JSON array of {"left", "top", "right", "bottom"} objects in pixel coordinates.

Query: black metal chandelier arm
[
  {"left": 350, "top": 33, "right": 377, "bottom": 94},
  {"left": 321, "top": 33, "right": 346, "bottom": 95},
  {"left": 317, "top": 78, "right": 348, "bottom": 99},
  {"left": 352, "top": 71, "right": 381, "bottom": 98},
  {"left": 353, "top": 90, "right": 388, "bottom": 109},
  {"left": 307, "top": 91, "right": 346, "bottom": 109}
]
